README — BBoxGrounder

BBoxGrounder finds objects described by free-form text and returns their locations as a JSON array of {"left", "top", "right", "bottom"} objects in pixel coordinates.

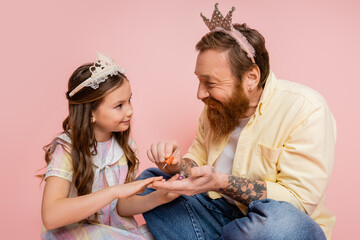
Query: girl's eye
[{"left": 115, "top": 104, "right": 123, "bottom": 109}]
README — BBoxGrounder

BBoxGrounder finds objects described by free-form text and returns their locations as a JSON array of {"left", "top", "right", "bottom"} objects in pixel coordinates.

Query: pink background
[{"left": 1, "top": 0, "right": 359, "bottom": 239}]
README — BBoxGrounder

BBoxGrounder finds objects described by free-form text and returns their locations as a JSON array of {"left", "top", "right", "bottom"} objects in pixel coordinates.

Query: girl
[{"left": 40, "top": 52, "right": 178, "bottom": 239}]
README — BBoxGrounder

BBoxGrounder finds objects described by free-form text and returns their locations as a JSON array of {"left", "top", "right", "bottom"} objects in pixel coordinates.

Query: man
[{"left": 139, "top": 3, "right": 336, "bottom": 240}]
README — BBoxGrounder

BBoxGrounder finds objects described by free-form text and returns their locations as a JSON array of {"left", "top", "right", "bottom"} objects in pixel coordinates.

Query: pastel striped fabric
[
  {"left": 41, "top": 135, "right": 151, "bottom": 239},
  {"left": 41, "top": 223, "right": 148, "bottom": 240}
]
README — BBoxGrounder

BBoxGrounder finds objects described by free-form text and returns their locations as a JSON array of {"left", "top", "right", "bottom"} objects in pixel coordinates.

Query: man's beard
[{"left": 203, "top": 84, "right": 249, "bottom": 140}]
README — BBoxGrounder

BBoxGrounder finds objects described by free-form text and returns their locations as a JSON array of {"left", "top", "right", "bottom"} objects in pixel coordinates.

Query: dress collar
[{"left": 56, "top": 133, "right": 124, "bottom": 192}]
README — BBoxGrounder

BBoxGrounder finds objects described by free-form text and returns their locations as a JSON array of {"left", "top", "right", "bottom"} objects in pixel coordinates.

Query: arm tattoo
[
  {"left": 180, "top": 158, "right": 198, "bottom": 178},
  {"left": 218, "top": 175, "right": 267, "bottom": 206}
]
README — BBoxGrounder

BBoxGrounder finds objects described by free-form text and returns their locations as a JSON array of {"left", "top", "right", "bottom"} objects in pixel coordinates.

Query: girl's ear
[{"left": 91, "top": 115, "right": 96, "bottom": 123}]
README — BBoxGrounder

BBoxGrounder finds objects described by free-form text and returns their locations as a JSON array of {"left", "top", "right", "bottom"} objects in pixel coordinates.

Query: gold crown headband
[
  {"left": 201, "top": 3, "right": 256, "bottom": 63},
  {"left": 69, "top": 52, "right": 125, "bottom": 97}
]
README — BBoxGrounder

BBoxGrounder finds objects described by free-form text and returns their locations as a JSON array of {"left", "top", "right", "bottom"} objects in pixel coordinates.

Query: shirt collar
[{"left": 256, "top": 71, "right": 278, "bottom": 116}]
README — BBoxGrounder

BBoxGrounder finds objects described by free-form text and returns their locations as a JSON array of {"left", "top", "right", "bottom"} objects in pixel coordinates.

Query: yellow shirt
[{"left": 183, "top": 72, "right": 336, "bottom": 239}]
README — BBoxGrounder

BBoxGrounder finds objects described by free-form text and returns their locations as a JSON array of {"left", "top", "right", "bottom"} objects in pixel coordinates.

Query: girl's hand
[
  {"left": 152, "top": 174, "right": 181, "bottom": 204},
  {"left": 116, "top": 176, "right": 163, "bottom": 199},
  {"left": 147, "top": 140, "right": 183, "bottom": 174}
]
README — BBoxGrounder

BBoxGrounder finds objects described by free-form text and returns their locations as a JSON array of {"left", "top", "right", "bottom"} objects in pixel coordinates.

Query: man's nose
[{"left": 197, "top": 83, "right": 209, "bottom": 100}]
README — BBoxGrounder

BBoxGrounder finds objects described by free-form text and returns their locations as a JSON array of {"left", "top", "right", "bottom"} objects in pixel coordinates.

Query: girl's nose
[{"left": 126, "top": 103, "right": 134, "bottom": 117}]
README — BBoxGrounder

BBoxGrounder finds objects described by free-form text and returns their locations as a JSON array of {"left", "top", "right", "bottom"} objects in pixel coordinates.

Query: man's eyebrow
[
  {"left": 199, "top": 75, "right": 221, "bottom": 83},
  {"left": 194, "top": 72, "right": 210, "bottom": 79}
]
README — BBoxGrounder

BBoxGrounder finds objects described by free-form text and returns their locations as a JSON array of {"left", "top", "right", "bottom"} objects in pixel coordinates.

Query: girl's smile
[{"left": 92, "top": 79, "right": 133, "bottom": 142}]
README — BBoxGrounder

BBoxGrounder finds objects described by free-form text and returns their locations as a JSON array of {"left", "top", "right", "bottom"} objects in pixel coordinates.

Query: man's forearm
[
  {"left": 218, "top": 175, "right": 267, "bottom": 206},
  {"left": 163, "top": 157, "right": 199, "bottom": 175},
  {"left": 180, "top": 158, "right": 199, "bottom": 176},
  {"left": 177, "top": 159, "right": 266, "bottom": 205}
]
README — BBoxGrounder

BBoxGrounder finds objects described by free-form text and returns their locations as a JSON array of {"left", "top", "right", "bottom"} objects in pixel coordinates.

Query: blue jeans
[{"left": 138, "top": 168, "right": 326, "bottom": 240}]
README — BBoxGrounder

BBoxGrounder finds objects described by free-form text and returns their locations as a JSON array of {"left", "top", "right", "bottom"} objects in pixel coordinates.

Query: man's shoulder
[{"left": 274, "top": 78, "right": 327, "bottom": 107}]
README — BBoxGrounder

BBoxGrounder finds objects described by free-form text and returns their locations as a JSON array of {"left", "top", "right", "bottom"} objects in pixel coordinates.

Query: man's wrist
[
  {"left": 214, "top": 171, "right": 228, "bottom": 192},
  {"left": 163, "top": 162, "right": 182, "bottom": 175}
]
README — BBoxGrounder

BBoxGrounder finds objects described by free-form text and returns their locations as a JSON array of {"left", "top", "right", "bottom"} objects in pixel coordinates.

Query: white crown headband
[
  {"left": 69, "top": 52, "right": 126, "bottom": 97},
  {"left": 201, "top": 3, "right": 256, "bottom": 63}
]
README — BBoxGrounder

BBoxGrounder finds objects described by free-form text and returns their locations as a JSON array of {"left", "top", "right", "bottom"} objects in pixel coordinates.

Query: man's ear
[{"left": 245, "top": 66, "right": 260, "bottom": 91}]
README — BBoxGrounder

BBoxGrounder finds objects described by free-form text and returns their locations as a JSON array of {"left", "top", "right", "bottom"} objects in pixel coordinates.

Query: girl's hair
[{"left": 40, "top": 62, "right": 138, "bottom": 198}]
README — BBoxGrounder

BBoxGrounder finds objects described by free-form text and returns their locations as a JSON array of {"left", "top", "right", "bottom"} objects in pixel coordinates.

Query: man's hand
[
  {"left": 147, "top": 141, "right": 183, "bottom": 174},
  {"left": 148, "top": 165, "right": 227, "bottom": 196},
  {"left": 147, "top": 165, "right": 267, "bottom": 206},
  {"left": 152, "top": 174, "right": 181, "bottom": 204}
]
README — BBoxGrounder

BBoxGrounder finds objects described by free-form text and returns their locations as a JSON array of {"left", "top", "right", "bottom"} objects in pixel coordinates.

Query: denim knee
[
  {"left": 137, "top": 167, "right": 170, "bottom": 180},
  {"left": 220, "top": 199, "right": 326, "bottom": 240}
]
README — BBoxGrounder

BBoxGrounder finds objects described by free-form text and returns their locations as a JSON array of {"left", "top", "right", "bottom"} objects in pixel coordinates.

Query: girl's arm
[
  {"left": 42, "top": 176, "right": 159, "bottom": 230},
  {"left": 116, "top": 175, "right": 180, "bottom": 216}
]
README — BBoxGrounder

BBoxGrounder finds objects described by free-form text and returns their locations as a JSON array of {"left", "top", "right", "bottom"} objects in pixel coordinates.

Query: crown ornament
[
  {"left": 69, "top": 52, "right": 125, "bottom": 97},
  {"left": 200, "top": 3, "right": 235, "bottom": 31},
  {"left": 200, "top": 3, "right": 256, "bottom": 63}
]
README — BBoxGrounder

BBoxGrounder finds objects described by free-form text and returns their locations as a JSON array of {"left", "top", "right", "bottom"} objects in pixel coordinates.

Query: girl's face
[{"left": 92, "top": 79, "right": 133, "bottom": 142}]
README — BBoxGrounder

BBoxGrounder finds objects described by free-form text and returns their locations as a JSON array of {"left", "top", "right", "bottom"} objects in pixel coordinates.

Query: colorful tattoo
[
  {"left": 180, "top": 158, "right": 198, "bottom": 178},
  {"left": 218, "top": 175, "right": 266, "bottom": 206}
]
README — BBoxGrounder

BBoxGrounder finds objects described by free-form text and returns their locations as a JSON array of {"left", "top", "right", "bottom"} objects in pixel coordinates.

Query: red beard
[{"left": 202, "top": 84, "right": 249, "bottom": 140}]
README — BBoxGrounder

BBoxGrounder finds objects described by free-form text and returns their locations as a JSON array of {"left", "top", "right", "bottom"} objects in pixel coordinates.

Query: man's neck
[{"left": 245, "top": 88, "right": 263, "bottom": 117}]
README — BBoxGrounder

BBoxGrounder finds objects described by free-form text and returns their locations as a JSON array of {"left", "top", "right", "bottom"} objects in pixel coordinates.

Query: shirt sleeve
[
  {"left": 45, "top": 143, "right": 74, "bottom": 182},
  {"left": 266, "top": 101, "right": 336, "bottom": 215},
  {"left": 183, "top": 108, "right": 208, "bottom": 167}
]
